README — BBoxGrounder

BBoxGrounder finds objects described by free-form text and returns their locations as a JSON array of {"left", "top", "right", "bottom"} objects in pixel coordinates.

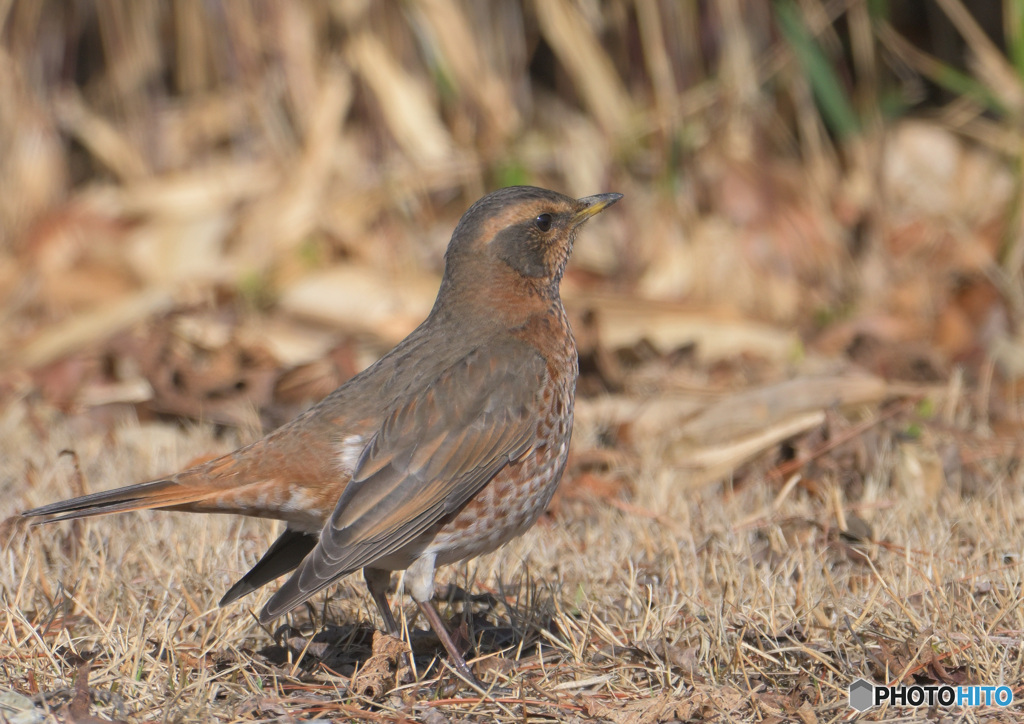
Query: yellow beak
[{"left": 572, "top": 193, "right": 623, "bottom": 225}]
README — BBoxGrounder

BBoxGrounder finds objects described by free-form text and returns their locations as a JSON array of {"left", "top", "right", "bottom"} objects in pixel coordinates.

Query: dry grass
[{"left": 3, "top": 389, "right": 1024, "bottom": 722}]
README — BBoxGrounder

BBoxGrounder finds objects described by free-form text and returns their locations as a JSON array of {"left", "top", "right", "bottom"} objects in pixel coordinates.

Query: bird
[{"left": 23, "top": 185, "right": 622, "bottom": 683}]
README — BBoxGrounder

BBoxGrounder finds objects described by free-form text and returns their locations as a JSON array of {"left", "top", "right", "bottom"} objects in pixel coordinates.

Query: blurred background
[{"left": 1, "top": 0, "right": 1022, "bottom": 479}]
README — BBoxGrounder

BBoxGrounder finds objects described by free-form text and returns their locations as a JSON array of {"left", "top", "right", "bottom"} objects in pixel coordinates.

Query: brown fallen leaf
[
  {"left": 350, "top": 631, "right": 409, "bottom": 700},
  {"left": 65, "top": 660, "right": 128, "bottom": 724},
  {"left": 567, "top": 291, "right": 800, "bottom": 363},
  {"left": 580, "top": 691, "right": 677, "bottom": 724}
]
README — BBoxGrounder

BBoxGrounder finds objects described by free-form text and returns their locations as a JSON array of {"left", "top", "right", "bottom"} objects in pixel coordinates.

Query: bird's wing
[{"left": 260, "top": 340, "right": 547, "bottom": 621}]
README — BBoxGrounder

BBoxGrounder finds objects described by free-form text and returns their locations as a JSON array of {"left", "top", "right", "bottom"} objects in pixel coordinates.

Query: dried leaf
[{"left": 350, "top": 631, "right": 408, "bottom": 700}]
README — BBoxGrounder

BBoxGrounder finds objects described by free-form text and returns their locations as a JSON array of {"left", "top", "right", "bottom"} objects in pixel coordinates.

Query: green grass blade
[{"left": 776, "top": 0, "right": 861, "bottom": 139}]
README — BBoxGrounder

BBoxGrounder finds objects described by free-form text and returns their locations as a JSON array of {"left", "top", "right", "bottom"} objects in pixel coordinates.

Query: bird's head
[{"left": 438, "top": 186, "right": 622, "bottom": 307}]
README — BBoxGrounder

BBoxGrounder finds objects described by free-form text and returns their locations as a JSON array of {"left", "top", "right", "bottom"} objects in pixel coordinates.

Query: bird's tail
[{"left": 21, "top": 477, "right": 220, "bottom": 524}]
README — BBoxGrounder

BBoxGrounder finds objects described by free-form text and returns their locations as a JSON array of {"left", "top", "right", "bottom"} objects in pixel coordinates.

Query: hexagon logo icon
[{"left": 849, "top": 678, "right": 874, "bottom": 711}]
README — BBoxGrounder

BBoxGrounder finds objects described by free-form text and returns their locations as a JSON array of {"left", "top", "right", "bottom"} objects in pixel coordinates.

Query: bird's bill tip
[{"left": 573, "top": 192, "right": 623, "bottom": 223}]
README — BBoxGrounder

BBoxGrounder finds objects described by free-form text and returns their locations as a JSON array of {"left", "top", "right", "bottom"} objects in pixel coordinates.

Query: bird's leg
[
  {"left": 416, "top": 598, "right": 477, "bottom": 682},
  {"left": 363, "top": 567, "right": 400, "bottom": 636},
  {"left": 404, "top": 554, "right": 483, "bottom": 685},
  {"left": 366, "top": 563, "right": 478, "bottom": 684},
  {"left": 363, "top": 567, "right": 416, "bottom": 684}
]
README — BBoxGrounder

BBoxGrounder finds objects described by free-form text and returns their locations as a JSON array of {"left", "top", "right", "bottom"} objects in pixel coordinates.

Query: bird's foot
[
  {"left": 428, "top": 661, "right": 515, "bottom": 699},
  {"left": 413, "top": 600, "right": 519, "bottom": 696}
]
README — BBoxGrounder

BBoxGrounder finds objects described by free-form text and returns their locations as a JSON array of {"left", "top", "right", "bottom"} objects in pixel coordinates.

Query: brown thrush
[{"left": 23, "top": 186, "right": 622, "bottom": 683}]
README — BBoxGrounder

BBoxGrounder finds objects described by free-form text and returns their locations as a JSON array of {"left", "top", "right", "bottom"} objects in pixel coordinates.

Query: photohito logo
[{"left": 849, "top": 678, "right": 1013, "bottom": 711}]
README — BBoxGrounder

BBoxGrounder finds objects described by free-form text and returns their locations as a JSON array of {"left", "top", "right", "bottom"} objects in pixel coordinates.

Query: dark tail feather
[
  {"left": 21, "top": 478, "right": 216, "bottom": 524},
  {"left": 219, "top": 529, "right": 318, "bottom": 607}
]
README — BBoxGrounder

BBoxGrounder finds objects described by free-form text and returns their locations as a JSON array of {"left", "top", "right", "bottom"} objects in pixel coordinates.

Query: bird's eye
[{"left": 534, "top": 213, "right": 553, "bottom": 232}]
